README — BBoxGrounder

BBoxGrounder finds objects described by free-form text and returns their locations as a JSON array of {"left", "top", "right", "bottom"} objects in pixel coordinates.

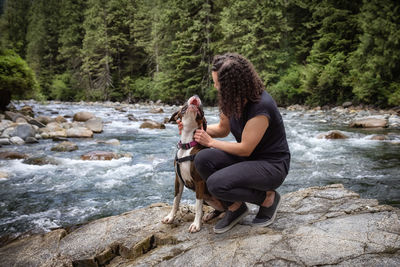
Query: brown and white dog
[{"left": 162, "top": 95, "right": 210, "bottom": 233}]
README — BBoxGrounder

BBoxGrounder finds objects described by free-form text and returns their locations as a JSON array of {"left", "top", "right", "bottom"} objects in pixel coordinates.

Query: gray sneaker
[
  {"left": 252, "top": 191, "right": 281, "bottom": 227},
  {"left": 213, "top": 202, "right": 248, "bottom": 234}
]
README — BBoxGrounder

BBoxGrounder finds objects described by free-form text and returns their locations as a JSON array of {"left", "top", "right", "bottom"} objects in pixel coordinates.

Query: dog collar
[{"left": 177, "top": 140, "right": 198, "bottom": 149}]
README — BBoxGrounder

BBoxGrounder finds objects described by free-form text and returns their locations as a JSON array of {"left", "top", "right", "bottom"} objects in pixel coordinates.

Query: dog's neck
[{"left": 180, "top": 126, "right": 198, "bottom": 145}]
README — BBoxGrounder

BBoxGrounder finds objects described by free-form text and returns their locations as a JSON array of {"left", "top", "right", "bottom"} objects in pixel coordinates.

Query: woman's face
[{"left": 212, "top": 71, "right": 220, "bottom": 91}]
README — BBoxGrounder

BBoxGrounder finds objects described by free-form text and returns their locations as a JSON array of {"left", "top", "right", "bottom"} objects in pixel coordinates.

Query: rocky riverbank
[{"left": 0, "top": 184, "right": 399, "bottom": 266}]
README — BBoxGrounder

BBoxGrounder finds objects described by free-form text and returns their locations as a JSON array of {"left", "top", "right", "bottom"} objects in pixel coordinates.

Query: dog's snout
[{"left": 188, "top": 95, "right": 201, "bottom": 107}]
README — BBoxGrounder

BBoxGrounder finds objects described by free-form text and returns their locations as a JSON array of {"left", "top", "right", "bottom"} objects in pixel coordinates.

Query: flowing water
[{"left": 0, "top": 101, "right": 399, "bottom": 241}]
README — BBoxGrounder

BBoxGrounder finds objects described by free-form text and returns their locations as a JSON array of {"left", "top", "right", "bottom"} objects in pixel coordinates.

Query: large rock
[
  {"left": 350, "top": 117, "right": 388, "bottom": 128},
  {"left": 140, "top": 120, "right": 166, "bottom": 129},
  {"left": 0, "top": 151, "right": 28, "bottom": 159},
  {"left": 13, "top": 124, "right": 36, "bottom": 140},
  {"left": 35, "top": 116, "right": 52, "bottom": 125},
  {"left": 19, "top": 105, "right": 34, "bottom": 117},
  {"left": 316, "top": 130, "right": 349, "bottom": 139},
  {"left": 51, "top": 141, "right": 78, "bottom": 152},
  {"left": 80, "top": 151, "right": 131, "bottom": 160},
  {"left": 0, "top": 184, "right": 399, "bottom": 267},
  {"left": 23, "top": 156, "right": 59, "bottom": 165},
  {"left": 4, "top": 111, "right": 25, "bottom": 122},
  {"left": 85, "top": 117, "right": 103, "bottom": 133},
  {"left": 73, "top": 111, "right": 95, "bottom": 122},
  {"left": 39, "top": 122, "right": 67, "bottom": 139},
  {"left": 0, "top": 120, "right": 12, "bottom": 132},
  {"left": 66, "top": 127, "right": 93, "bottom": 138},
  {"left": 10, "top": 136, "right": 25, "bottom": 145}
]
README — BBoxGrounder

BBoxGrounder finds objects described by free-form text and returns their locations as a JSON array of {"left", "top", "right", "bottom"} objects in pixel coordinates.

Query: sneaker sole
[
  {"left": 213, "top": 209, "right": 249, "bottom": 234},
  {"left": 252, "top": 197, "right": 281, "bottom": 227}
]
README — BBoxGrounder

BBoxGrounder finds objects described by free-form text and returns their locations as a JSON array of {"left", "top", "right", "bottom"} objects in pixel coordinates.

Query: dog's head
[{"left": 169, "top": 95, "right": 207, "bottom": 132}]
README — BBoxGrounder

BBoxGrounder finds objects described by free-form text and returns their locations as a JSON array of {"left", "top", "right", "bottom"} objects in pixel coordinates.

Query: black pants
[{"left": 194, "top": 148, "right": 289, "bottom": 206}]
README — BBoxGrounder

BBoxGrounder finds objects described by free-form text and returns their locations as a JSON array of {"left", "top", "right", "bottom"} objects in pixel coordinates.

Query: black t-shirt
[{"left": 229, "top": 91, "right": 290, "bottom": 161}]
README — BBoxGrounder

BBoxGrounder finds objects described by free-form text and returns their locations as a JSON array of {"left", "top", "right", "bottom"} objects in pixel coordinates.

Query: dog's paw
[
  {"left": 162, "top": 214, "right": 174, "bottom": 224},
  {"left": 188, "top": 222, "right": 201, "bottom": 233}
]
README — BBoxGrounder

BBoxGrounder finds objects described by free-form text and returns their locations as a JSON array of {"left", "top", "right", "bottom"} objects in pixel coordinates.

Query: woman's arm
[
  {"left": 206, "top": 113, "right": 230, "bottom": 138},
  {"left": 194, "top": 115, "right": 269, "bottom": 157}
]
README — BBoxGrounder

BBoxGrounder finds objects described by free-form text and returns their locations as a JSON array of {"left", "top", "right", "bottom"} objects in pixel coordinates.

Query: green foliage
[
  {"left": 269, "top": 64, "right": 309, "bottom": 106},
  {"left": 0, "top": 49, "right": 40, "bottom": 109}
]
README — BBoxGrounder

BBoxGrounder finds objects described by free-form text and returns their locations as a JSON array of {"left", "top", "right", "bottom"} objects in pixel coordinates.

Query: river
[{"left": 0, "top": 101, "right": 399, "bottom": 241}]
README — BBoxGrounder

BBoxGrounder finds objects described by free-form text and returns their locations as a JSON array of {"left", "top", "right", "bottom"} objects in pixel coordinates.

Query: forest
[{"left": 0, "top": 0, "right": 399, "bottom": 108}]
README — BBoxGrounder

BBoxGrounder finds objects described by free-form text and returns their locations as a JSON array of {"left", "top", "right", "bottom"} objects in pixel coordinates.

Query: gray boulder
[
  {"left": 13, "top": 124, "right": 36, "bottom": 140},
  {"left": 73, "top": 111, "right": 95, "bottom": 122},
  {"left": 66, "top": 127, "right": 93, "bottom": 138},
  {"left": 10, "top": 136, "right": 25, "bottom": 145},
  {"left": 51, "top": 141, "right": 78, "bottom": 152},
  {"left": 0, "top": 138, "right": 11, "bottom": 145},
  {"left": 0, "top": 184, "right": 398, "bottom": 267},
  {"left": 350, "top": 117, "right": 388, "bottom": 128},
  {"left": 85, "top": 117, "right": 103, "bottom": 133}
]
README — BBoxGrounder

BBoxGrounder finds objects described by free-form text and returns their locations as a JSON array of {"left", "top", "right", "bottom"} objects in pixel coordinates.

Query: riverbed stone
[
  {"left": 148, "top": 107, "right": 164, "bottom": 113},
  {"left": 4, "top": 111, "right": 25, "bottom": 122},
  {"left": 13, "top": 124, "right": 36, "bottom": 140},
  {"left": 350, "top": 117, "right": 388, "bottom": 128},
  {"left": 51, "top": 141, "right": 78, "bottom": 152},
  {"left": 0, "top": 184, "right": 398, "bottom": 267},
  {"left": 316, "top": 130, "right": 349, "bottom": 139},
  {"left": 140, "top": 120, "right": 166, "bottom": 129},
  {"left": 28, "top": 118, "right": 46, "bottom": 128},
  {"left": 35, "top": 115, "right": 52, "bottom": 125},
  {"left": 0, "top": 120, "right": 12, "bottom": 132},
  {"left": 23, "top": 156, "right": 59, "bottom": 165},
  {"left": 0, "top": 151, "right": 28, "bottom": 159},
  {"left": 0, "top": 138, "right": 11, "bottom": 145},
  {"left": 25, "top": 137, "right": 39, "bottom": 144},
  {"left": 19, "top": 105, "right": 34, "bottom": 117},
  {"left": 96, "top": 139, "right": 120, "bottom": 146},
  {"left": 10, "top": 136, "right": 25, "bottom": 145},
  {"left": 81, "top": 151, "right": 119, "bottom": 160},
  {"left": 54, "top": 115, "right": 67, "bottom": 123},
  {"left": 85, "top": 117, "right": 103, "bottom": 133},
  {"left": 73, "top": 111, "right": 95, "bottom": 122},
  {"left": 66, "top": 127, "right": 93, "bottom": 138}
]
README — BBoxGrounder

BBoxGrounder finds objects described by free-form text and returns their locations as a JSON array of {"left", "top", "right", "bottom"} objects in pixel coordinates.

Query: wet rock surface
[{"left": 0, "top": 184, "right": 398, "bottom": 267}]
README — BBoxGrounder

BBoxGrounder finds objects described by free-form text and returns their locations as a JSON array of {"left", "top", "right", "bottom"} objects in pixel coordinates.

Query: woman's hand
[
  {"left": 177, "top": 119, "right": 183, "bottom": 135},
  {"left": 194, "top": 127, "right": 214, "bottom": 147}
]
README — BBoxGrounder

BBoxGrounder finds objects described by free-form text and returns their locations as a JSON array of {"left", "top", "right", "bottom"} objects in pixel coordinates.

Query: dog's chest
[{"left": 176, "top": 148, "right": 195, "bottom": 185}]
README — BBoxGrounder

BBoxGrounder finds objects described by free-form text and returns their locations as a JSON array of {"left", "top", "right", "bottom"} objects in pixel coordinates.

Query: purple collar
[{"left": 177, "top": 140, "right": 198, "bottom": 150}]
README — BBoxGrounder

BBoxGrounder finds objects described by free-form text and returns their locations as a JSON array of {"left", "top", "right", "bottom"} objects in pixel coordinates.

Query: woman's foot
[
  {"left": 252, "top": 191, "right": 281, "bottom": 227},
  {"left": 202, "top": 209, "right": 223, "bottom": 223},
  {"left": 213, "top": 202, "right": 248, "bottom": 234}
]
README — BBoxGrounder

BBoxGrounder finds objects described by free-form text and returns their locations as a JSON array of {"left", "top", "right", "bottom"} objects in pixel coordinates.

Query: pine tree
[{"left": 349, "top": 0, "right": 400, "bottom": 106}]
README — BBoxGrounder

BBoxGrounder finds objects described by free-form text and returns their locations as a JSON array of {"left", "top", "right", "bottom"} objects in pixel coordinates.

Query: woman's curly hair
[{"left": 212, "top": 53, "right": 264, "bottom": 119}]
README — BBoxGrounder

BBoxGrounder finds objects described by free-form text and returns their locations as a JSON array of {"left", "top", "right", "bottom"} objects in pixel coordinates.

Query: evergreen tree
[
  {"left": 349, "top": 0, "right": 400, "bottom": 106},
  {"left": 0, "top": 0, "right": 31, "bottom": 56}
]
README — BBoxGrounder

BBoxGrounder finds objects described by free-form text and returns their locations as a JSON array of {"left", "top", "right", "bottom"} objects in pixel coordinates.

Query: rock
[
  {"left": 35, "top": 116, "right": 52, "bottom": 125},
  {"left": 1, "top": 184, "right": 398, "bottom": 267},
  {"left": 0, "top": 151, "right": 28, "bottom": 159},
  {"left": 0, "top": 171, "right": 8, "bottom": 179},
  {"left": 115, "top": 107, "right": 127, "bottom": 112},
  {"left": 15, "top": 117, "right": 27, "bottom": 124},
  {"left": 19, "top": 105, "right": 34, "bottom": 117},
  {"left": 13, "top": 124, "right": 36, "bottom": 140},
  {"left": 342, "top": 101, "right": 352, "bottom": 108},
  {"left": 28, "top": 118, "right": 46, "bottom": 128},
  {"left": 0, "top": 120, "right": 12, "bottom": 132},
  {"left": 85, "top": 117, "right": 103, "bottom": 133},
  {"left": 96, "top": 139, "right": 120, "bottom": 146},
  {"left": 368, "top": 134, "right": 389, "bottom": 141},
  {"left": 140, "top": 120, "right": 166, "bottom": 129},
  {"left": 73, "top": 111, "right": 95, "bottom": 122},
  {"left": 54, "top": 115, "right": 67, "bottom": 123},
  {"left": 39, "top": 122, "right": 67, "bottom": 139},
  {"left": 23, "top": 156, "right": 59, "bottom": 165},
  {"left": 4, "top": 111, "right": 25, "bottom": 122},
  {"left": 25, "top": 137, "right": 39, "bottom": 144},
  {"left": 10, "top": 136, "right": 25, "bottom": 145},
  {"left": 66, "top": 127, "right": 93, "bottom": 138},
  {"left": 52, "top": 137, "right": 69, "bottom": 142},
  {"left": 0, "top": 138, "right": 11, "bottom": 145},
  {"left": 127, "top": 114, "right": 138, "bottom": 121},
  {"left": 148, "top": 107, "right": 164, "bottom": 113},
  {"left": 350, "top": 117, "right": 388, "bottom": 128},
  {"left": 51, "top": 141, "right": 78, "bottom": 152},
  {"left": 316, "top": 130, "right": 349, "bottom": 139},
  {"left": 81, "top": 151, "right": 119, "bottom": 160}
]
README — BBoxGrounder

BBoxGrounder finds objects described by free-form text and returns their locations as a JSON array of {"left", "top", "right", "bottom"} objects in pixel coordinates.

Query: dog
[{"left": 162, "top": 95, "right": 211, "bottom": 233}]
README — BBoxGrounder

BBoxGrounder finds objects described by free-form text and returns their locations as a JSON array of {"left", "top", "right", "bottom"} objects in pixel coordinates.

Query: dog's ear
[{"left": 169, "top": 110, "right": 180, "bottom": 123}]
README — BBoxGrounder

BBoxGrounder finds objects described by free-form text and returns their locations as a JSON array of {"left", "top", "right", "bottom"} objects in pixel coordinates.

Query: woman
[{"left": 181, "top": 53, "right": 290, "bottom": 234}]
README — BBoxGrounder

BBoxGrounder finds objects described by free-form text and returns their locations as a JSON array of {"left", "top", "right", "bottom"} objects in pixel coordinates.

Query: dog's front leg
[
  {"left": 188, "top": 180, "right": 205, "bottom": 233},
  {"left": 162, "top": 175, "right": 183, "bottom": 224}
]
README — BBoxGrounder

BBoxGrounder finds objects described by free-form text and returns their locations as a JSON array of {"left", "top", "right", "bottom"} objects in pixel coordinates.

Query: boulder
[
  {"left": 350, "top": 117, "right": 388, "bottom": 128},
  {"left": 148, "top": 107, "right": 164, "bottom": 114},
  {"left": 54, "top": 115, "right": 67, "bottom": 123},
  {"left": 0, "top": 120, "right": 12, "bottom": 132},
  {"left": 85, "top": 117, "right": 103, "bottom": 133},
  {"left": 28, "top": 118, "right": 46, "bottom": 128},
  {"left": 140, "top": 120, "right": 166, "bottom": 129},
  {"left": 23, "top": 156, "right": 59, "bottom": 165},
  {"left": 13, "top": 124, "right": 36, "bottom": 140},
  {"left": 66, "top": 127, "right": 93, "bottom": 138},
  {"left": 1, "top": 127, "right": 14, "bottom": 138},
  {"left": 73, "top": 111, "right": 95, "bottom": 122},
  {"left": 51, "top": 141, "right": 78, "bottom": 152},
  {"left": 96, "top": 139, "right": 120, "bottom": 146},
  {"left": 368, "top": 134, "right": 389, "bottom": 141},
  {"left": 39, "top": 122, "right": 67, "bottom": 139},
  {"left": 127, "top": 114, "right": 139, "bottom": 121},
  {"left": 4, "top": 111, "right": 25, "bottom": 122},
  {"left": 0, "top": 151, "right": 28, "bottom": 159},
  {"left": 316, "top": 130, "right": 349, "bottom": 139},
  {"left": 342, "top": 101, "right": 352, "bottom": 108},
  {"left": 25, "top": 137, "right": 39, "bottom": 144},
  {"left": 10, "top": 136, "right": 25, "bottom": 145},
  {"left": 15, "top": 117, "right": 27, "bottom": 124},
  {"left": 0, "top": 184, "right": 398, "bottom": 267},
  {"left": 0, "top": 138, "right": 11, "bottom": 145},
  {"left": 35, "top": 116, "right": 52, "bottom": 125},
  {"left": 81, "top": 151, "right": 119, "bottom": 160},
  {"left": 19, "top": 105, "right": 34, "bottom": 117}
]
